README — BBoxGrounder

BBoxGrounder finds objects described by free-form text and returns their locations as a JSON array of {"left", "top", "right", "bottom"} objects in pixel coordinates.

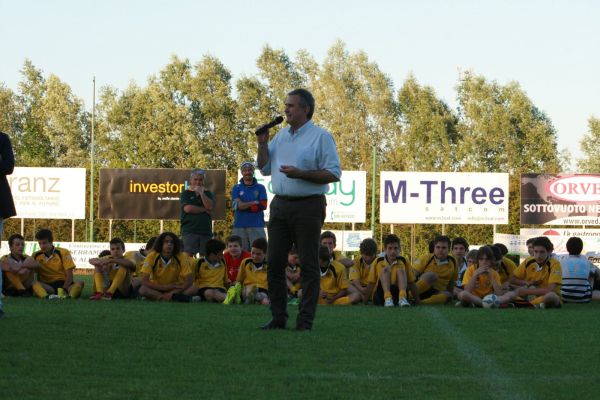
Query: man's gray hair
[{"left": 288, "top": 88, "right": 315, "bottom": 120}]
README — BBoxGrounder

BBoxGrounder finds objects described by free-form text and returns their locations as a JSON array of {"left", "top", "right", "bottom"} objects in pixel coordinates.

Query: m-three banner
[{"left": 380, "top": 172, "right": 509, "bottom": 224}]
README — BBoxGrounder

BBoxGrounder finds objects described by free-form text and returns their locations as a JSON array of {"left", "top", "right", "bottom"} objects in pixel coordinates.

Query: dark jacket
[{"left": 0, "top": 131, "right": 16, "bottom": 219}]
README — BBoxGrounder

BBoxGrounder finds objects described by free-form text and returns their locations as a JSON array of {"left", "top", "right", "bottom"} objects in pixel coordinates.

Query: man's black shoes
[{"left": 260, "top": 319, "right": 287, "bottom": 330}]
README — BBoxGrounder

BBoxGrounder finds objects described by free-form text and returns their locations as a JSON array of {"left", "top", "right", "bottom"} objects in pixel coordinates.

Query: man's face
[
  {"left": 385, "top": 243, "right": 400, "bottom": 261},
  {"left": 320, "top": 237, "right": 335, "bottom": 255},
  {"left": 162, "top": 236, "right": 175, "bottom": 256},
  {"left": 110, "top": 243, "right": 124, "bottom": 258},
  {"left": 434, "top": 241, "right": 449, "bottom": 260},
  {"left": 10, "top": 238, "right": 25, "bottom": 256},
  {"left": 241, "top": 167, "right": 254, "bottom": 180},
  {"left": 38, "top": 239, "right": 53, "bottom": 253},
  {"left": 527, "top": 243, "right": 534, "bottom": 257},
  {"left": 533, "top": 246, "right": 549, "bottom": 264},
  {"left": 361, "top": 253, "right": 376, "bottom": 265},
  {"left": 190, "top": 174, "right": 203, "bottom": 188},
  {"left": 251, "top": 247, "right": 265, "bottom": 264},
  {"left": 227, "top": 242, "right": 242, "bottom": 258},
  {"left": 452, "top": 244, "right": 466, "bottom": 259},
  {"left": 287, "top": 252, "right": 299, "bottom": 266},
  {"left": 284, "top": 95, "right": 308, "bottom": 126}
]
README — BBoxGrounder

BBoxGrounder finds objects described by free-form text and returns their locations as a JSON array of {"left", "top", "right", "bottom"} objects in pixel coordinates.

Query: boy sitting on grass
[
  {"left": 234, "top": 238, "right": 269, "bottom": 305},
  {"left": 139, "top": 232, "right": 193, "bottom": 301},
  {"left": 507, "top": 236, "right": 562, "bottom": 308},
  {"left": 348, "top": 238, "right": 377, "bottom": 304},
  {"left": 0, "top": 234, "right": 44, "bottom": 298},
  {"left": 366, "top": 234, "right": 419, "bottom": 307},
  {"left": 315, "top": 245, "right": 360, "bottom": 305},
  {"left": 88, "top": 238, "right": 136, "bottom": 300},
  {"left": 33, "top": 229, "right": 84, "bottom": 299},
  {"left": 457, "top": 245, "right": 510, "bottom": 307}
]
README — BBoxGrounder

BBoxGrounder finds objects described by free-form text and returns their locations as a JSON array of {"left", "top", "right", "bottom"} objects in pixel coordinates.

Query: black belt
[{"left": 274, "top": 194, "right": 324, "bottom": 202}]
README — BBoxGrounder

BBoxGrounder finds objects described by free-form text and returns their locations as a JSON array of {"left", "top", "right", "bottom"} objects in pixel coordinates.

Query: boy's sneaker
[
  {"left": 48, "top": 294, "right": 60, "bottom": 300},
  {"left": 384, "top": 297, "right": 394, "bottom": 307},
  {"left": 398, "top": 297, "right": 411, "bottom": 307},
  {"left": 191, "top": 296, "right": 202, "bottom": 303},
  {"left": 534, "top": 303, "right": 546, "bottom": 309},
  {"left": 101, "top": 292, "right": 113, "bottom": 301},
  {"left": 234, "top": 282, "right": 242, "bottom": 304},
  {"left": 89, "top": 292, "right": 103, "bottom": 300},
  {"left": 223, "top": 286, "right": 236, "bottom": 305},
  {"left": 288, "top": 297, "right": 300, "bottom": 306}
]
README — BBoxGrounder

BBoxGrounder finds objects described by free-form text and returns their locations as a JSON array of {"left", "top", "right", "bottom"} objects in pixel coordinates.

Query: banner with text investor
[
  {"left": 380, "top": 172, "right": 509, "bottom": 224},
  {"left": 99, "top": 168, "right": 226, "bottom": 220}
]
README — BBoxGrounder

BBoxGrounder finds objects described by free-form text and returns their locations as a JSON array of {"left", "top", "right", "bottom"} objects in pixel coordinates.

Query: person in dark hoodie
[
  {"left": 231, "top": 161, "right": 267, "bottom": 251},
  {"left": 1, "top": 130, "right": 17, "bottom": 318}
]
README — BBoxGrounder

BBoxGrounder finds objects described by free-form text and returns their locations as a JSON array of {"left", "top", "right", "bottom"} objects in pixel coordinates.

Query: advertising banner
[
  {"left": 380, "top": 172, "right": 509, "bottom": 224},
  {"left": 521, "top": 173, "right": 600, "bottom": 226},
  {"left": 99, "top": 169, "right": 226, "bottom": 220},
  {"left": 520, "top": 228, "right": 600, "bottom": 254},
  {"left": 8, "top": 167, "right": 86, "bottom": 219},
  {"left": 242, "top": 170, "right": 367, "bottom": 223},
  {"left": 323, "top": 230, "right": 373, "bottom": 252}
]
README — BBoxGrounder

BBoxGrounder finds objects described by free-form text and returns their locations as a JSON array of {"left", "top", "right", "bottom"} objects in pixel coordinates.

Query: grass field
[{"left": 1, "top": 276, "right": 600, "bottom": 400}]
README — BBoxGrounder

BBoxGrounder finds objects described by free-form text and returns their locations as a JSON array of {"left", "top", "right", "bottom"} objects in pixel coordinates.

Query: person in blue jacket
[{"left": 231, "top": 161, "right": 267, "bottom": 251}]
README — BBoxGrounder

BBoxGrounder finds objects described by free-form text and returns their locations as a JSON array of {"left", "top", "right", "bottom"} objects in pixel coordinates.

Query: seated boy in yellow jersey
[
  {"left": 365, "top": 234, "right": 419, "bottom": 307},
  {"left": 506, "top": 236, "right": 562, "bottom": 308},
  {"left": 0, "top": 234, "right": 45, "bottom": 298},
  {"left": 315, "top": 245, "right": 360, "bottom": 305},
  {"left": 458, "top": 246, "right": 511, "bottom": 307},
  {"left": 32, "top": 229, "right": 84, "bottom": 299},
  {"left": 139, "top": 232, "right": 193, "bottom": 301},
  {"left": 180, "top": 239, "right": 229, "bottom": 303},
  {"left": 413, "top": 235, "right": 457, "bottom": 305},
  {"left": 348, "top": 238, "right": 377, "bottom": 304},
  {"left": 88, "top": 238, "right": 136, "bottom": 300},
  {"left": 286, "top": 246, "right": 301, "bottom": 301},
  {"left": 320, "top": 231, "right": 354, "bottom": 269},
  {"left": 490, "top": 244, "right": 516, "bottom": 292},
  {"left": 235, "top": 237, "right": 269, "bottom": 305},
  {"left": 128, "top": 236, "right": 156, "bottom": 296}
]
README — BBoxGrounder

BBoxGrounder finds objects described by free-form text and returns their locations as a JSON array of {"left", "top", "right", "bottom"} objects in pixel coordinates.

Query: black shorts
[
  {"left": 198, "top": 287, "right": 226, "bottom": 301},
  {"left": 112, "top": 288, "right": 131, "bottom": 299},
  {"left": 43, "top": 280, "right": 66, "bottom": 292},
  {"left": 419, "top": 287, "right": 440, "bottom": 300},
  {"left": 373, "top": 282, "right": 399, "bottom": 306}
]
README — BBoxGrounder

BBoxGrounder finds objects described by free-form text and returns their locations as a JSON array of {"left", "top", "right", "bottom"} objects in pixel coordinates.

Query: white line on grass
[{"left": 423, "top": 307, "right": 534, "bottom": 400}]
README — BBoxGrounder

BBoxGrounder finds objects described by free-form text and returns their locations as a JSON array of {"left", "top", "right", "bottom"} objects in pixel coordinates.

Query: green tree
[{"left": 577, "top": 117, "right": 600, "bottom": 173}]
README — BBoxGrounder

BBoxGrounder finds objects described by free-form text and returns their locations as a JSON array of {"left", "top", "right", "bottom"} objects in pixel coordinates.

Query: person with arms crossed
[
  {"left": 256, "top": 88, "right": 341, "bottom": 330},
  {"left": 231, "top": 161, "right": 268, "bottom": 251},
  {"left": 88, "top": 238, "right": 136, "bottom": 300},
  {"left": 180, "top": 169, "right": 214, "bottom": 258},
  {"left": 0, "top": 234, "right": 45, "bottom": 298}
]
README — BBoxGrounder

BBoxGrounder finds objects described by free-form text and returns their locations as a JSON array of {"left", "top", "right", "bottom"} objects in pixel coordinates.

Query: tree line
[{"left": 1, "top": 41, "right": 597, "bottom": 253}]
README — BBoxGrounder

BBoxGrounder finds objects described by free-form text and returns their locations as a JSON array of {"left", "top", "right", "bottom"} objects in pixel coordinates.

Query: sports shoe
[
  {"left": 48, "top": 294, "right": 60, "bottom": 300},
  {"left": 191, "top": 296, "right": 202, "bottom": 303},
  {"left": 534, "top": 302, "right": 546, "bottom": 309},
  {"left": 101, "top": 292, "right": 113, "bottom": 301},
  {"left": 288, "top": 297, "right": 300, "bottom": 306},
  {"left": 384, "top": 297, "right": 394, "bottom": 307},
  {"left": 398, "top": 297, "right": 411, "bottom": 307},
  {"left": 223, "top": 286, "right": 236, "bottom": 305},
  {"left": 234, "top": 282, "right": 242, "bottom": 304},
  {"left": 89, "top": 292, "right": 103, "bottom": 300}
]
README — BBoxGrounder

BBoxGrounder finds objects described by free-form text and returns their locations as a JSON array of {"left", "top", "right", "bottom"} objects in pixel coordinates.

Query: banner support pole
[{"left": 109, "top": 219, "right": 113, "bottom": 239}]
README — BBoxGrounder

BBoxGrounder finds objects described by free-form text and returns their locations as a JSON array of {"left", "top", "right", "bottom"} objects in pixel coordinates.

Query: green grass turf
[{"left": 1, "top": 276, "right": 600, "bottom": 400}]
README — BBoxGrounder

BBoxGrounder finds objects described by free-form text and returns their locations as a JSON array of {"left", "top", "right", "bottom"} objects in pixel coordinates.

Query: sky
[{"left": 1, "top": 0, "right": 598, "bottom": 164}]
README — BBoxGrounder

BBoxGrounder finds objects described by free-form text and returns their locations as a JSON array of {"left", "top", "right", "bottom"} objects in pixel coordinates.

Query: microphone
[{"left": 255, "top": 116, "right": 284, "bottom": 135}]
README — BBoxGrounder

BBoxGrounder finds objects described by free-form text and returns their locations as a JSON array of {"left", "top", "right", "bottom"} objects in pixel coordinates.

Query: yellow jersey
[
  {"left": 140, "top": 251, "right": 192, "bottom": 285},
  {"left": 193, "top": 258, "right": 229, "bottom": 289},
  {"left": 236, "top": 258, "right": 268, "bottom": 289},
  {"left": 286, "top": 264, "right": 302, "bottom": 293},
  {"left": 99, "top": 254, "right": 133, "bottom": 282},
  {"left": 33, "top": 247, "right": 76, "bottom": 283},
  {"left": 124, "top": 250, "right": 146, "bottom": 278},
  {"left": 513, "top": 257, "right": 562, "bottom": 296},
  {"left": 320, "top": 260, "right": 349, "bottom": 295},
  {"left": 496, "top": 256, "right": 516, "bottom": 284},
  {"left": 367, "top": 255, "right": 415, "bottom": 286},
  {"left": 349, "top": 255, "right": 374, "bottom": 286},
  {"left": 462, "top": 265, "right": 501, "bottom": 298},
  {"left": 414, "top": 255, "right": 457, "bottom": 292},
  {"left": 0, "top": 254, "right": 34, "bottom": 287}
]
